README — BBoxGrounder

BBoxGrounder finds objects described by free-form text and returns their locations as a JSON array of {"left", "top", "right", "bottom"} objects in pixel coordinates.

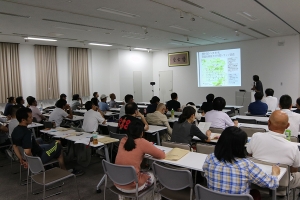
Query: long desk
[
  {"left": 146, "top": 145, "right": 286, "bottom": 200},
  {"left": 231, "top": 115, "right": 269, "bottom": 123}
]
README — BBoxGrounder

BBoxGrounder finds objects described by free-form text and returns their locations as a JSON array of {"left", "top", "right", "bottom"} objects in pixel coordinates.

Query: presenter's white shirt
[
  {"left": 49, "top": 108, "right": 68, "bottom": 127},
  {"left": 281, "top": 109, "right": 300, "bottom": 137},
  {"left": 247, "top": 131, "right": 300, "bottom": 168},
  {"left": 262, "top": 96, "right": 278, "bottom": 111},
  {"left": 205, "top": 110, "right": 234, "bottom": 129},
  {"left": 82, "top": 109, "right": 105, "bottom": 132}
]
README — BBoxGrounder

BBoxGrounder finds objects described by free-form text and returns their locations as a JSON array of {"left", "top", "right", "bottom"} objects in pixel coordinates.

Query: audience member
[
  {"left": 99, "top": 94, "right": 110, "bottom": 112},
  {"left": 91, "top": 92, "right": 99, "bottom": 107},
  {"left": 279, "top": 95, "right": 300, "bottom": 136},
  {"left": 146, "top": 96, "right": 160, "bottom": 114},
  {"left": 8, "top": 105, "right": 19, "bottom": 138},
  {"left": 171, "top": 106, "right": 212, "bottom": 144},
  {"left": 82, "top": 101, "right": 106, "bottom": 132},
  {"left": 186, "top": 102, "right": 201, "bottom": 122},
  {"left": 60, "top": 93, "right": 67, "bottom": 100},
  {"left": 166, "top": 92, "right": 181, "bottom": 111},
  {"left": 16, "top": 96, "right": 25, "bottom": 108},
  {"left": 251, "top": 75, "right": 263, "bottom": 94},
  {"left": 71, "top": 94, "right": 82, "bottom": 110},
  {"left": 201, "top": 93, "right": 214, "bottom": 113},
  {"left": 204, "top": 126, "right": 279, "bottom": 199},
  {"left": 262, "top": 88, "right": 278, "bottom": 111},
  {"left": 119, "top": 94, "right": 134, "bottom": 118},
  {"left": 0, "top": 122, "right": 9, "bottom": 148},
  {"left": 146, "top": 103, "right": 172, "bottom": 140},
  {"left": 49, "top": 99, "right": 73, "bottom": 126},
  {"left": 248, "top": 92, "right": 268, "bottom": 115},
  {"left": 205, "top": 97, "right": 238, "bottom": 129},
  {"left": 118, "top": 102, "right": 149, "bottom": 134},
  {"left": 293, "top": 97, "right": 300, "bottom": 114},
  {"left": 27, "top": 96, "right": 46, "bottom": 123},
  {"left": 4, "top": 96, "right": 15, "bottom": 116},
  {"left": 109, "top": 93, "right": 118, "bottom": 108},
  {"left": 115, "top": 120, "right": 165, "bottom": 193},
  {"left": 247, "top": 110, "right": 300, "bottom": 192}
]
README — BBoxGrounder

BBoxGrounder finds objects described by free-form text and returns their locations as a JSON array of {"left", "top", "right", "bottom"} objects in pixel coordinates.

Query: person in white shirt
[
  {"left": 205, "top": 97, "right": 238, "bottom": 129},
  {"left": 82, "top": 101, "right": 106, "bottom": 132},
  {"left": 247, "top": 110, "right": 300, "bottom": 190},
  {"left": 8, "top": 105, "right": 21, "bottom": 138},
  {"left": 27, "top": 96, "right": 46, "bottom": 123},
  {"left": 71, "top": 94, "right": 82, "bottom": 111},
  {"left": 49, "top": 99, "right": 73, "bottom": 127},
  {"left": 261, "top": 88, "right": 278, "bottom": 111},
  {"left": 279, "top": 95, "right": 300, "bottom": 137},
  {"left": 119, "top": 94, "right": 134, "bottom": 118}
]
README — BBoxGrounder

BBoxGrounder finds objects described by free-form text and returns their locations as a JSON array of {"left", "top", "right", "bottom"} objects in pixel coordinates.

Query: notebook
[{"left": 165, "top": 148, "right": 189, "bottom": 161}]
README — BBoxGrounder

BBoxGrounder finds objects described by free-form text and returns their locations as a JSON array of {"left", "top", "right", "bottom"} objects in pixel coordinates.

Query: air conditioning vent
[
  {"left": 0, "top": 12, "right": 30, "bottom": 18},
  {"left": 180, "top": 0, "right": 204, "bottom": 9},
  {"left": 248, "top": 28, "right": 269, "bottom": 37},
  {"left": 42, "top": 19, "right": 114, "bottom": 31},
  {"left": 210, "top": 11, "right": 246, "bottom": 27}
]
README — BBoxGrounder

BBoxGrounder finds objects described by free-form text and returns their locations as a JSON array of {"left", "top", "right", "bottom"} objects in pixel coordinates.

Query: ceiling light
[
  {"left": 237, "top": 12, "right": 258, "bottom": 21},
  {"left": 189, "top": 13, "right": 195, "bottom": 21},
  {"left": 169, "top": 25, "right": 191, "bottom": 32},
  {"left": 24, "top": 37, "right": 57, "bottom": 41},
  {"left": 268, "top": 28, "right": 280, "bottom": 35},
  {"left": 212, "top": 36, "right": 227, "bottom": 40},
  {"left": 180, "top": 11, "right": 184, "bottom": 18},
  {"left": 89, "top": 43, "right": 112, "bottom": 46},
  {"left": 97, "top": 7, "right": 140, "bottom": 18},
  {"left": 235, "top": 30, "right": 239, "bottom": 36},
  {"left": 134, "top": 48, "right": 150, "bottom": 51}
]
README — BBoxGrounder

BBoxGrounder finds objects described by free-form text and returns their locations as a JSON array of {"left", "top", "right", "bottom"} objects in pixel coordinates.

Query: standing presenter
[{"left": 251, "top": 75, "right": 263, "bottom": 94}]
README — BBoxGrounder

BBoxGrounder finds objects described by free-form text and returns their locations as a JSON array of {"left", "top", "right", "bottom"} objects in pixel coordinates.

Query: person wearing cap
[{"left": 99, "top": 94, "right": 110, "bottom": 112}]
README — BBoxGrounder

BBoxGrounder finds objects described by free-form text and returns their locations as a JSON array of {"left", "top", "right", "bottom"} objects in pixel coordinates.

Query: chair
[
  {"left": 236, "top": 118, "right": 257, "bottom": 124},
  {"left": 194, "top": 184, "right": 253, "bottom": 200},
  {"left": 107, "top": 125, "right": 118, "bottom": 134},
  {"left": 102, "top": 160, "right": 153, "bottom": 200},
  {"left": 196, "top": 143, "right": 215, "bottom": 154},
  {"left": 109, "top": 131, "right": 127, "bottom": 159},
  {"left": 162, "top": 141, "right": 191, "bottom": 151},
  {"left": 152, "top": 162, "right": 194, "bottom": 200},
  {"left": 24, "top": 152, "right": 80, "bottom": 199},
  {"left": 239, "top": 127, "right": 266, "bottom": 137},
  {"left": 225, "top": 107, "right": 236, "bottom": 117},
  {"left": 209, "top": 127, "right": 223, "bottom": 133}
]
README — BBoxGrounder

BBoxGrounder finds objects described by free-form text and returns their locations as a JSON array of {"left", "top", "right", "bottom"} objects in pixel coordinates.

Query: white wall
[
  {"left": 152, "top": 35, "right": 300, "bottom": 106},
  {"left": 108, "top": 50, "right": 120, "bottom": 100}
]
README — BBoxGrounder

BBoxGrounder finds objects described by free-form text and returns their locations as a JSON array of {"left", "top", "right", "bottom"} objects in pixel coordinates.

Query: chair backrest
[
  {"left": 102, "top": 160, "right": 137, "bottom": 185},
  {"left": 239, "top": 127, "right": 266, "bottom": 137},
  {"left": 209, "top": 127, "right": 223, "bottom": 133},
  {"left": 152, "top": 162, "right": 193, "bottom": 190},
  {"left": 257, "top": 121, "right": 268, "bottom": 125},
  {"left": 23, "top": 152, "right": 45, "bottom": 174},
  {"left": 246, "top": 113, "right": 266, "bottom": 117},
  {"left": 162, "top": 141, "right": 191, "bottom": 151},
  {"left": 194, "top": 184, "right": 253, "bottom": 200},
  {"left": 107, "top": 125, "right": 118, "bottom": 134},
  {"left": 196, "top": 143, "right": 215, "bottom": 154},
  {"left": 236, "top": 118, "right": 257, "bottom": 124},
  {"left": 109, "top": 131, "right": 127, "bottom": 141},
  {"left": 290, "top": 136, "right": 298, "bottom": 143},
  {"left": 225, "top": 107, "right": 235, "bottom": 117}
]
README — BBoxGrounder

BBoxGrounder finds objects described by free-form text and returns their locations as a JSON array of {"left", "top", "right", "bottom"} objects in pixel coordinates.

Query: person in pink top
[{"left": 115, "top": 120, "right": 165, "bottom": 193}]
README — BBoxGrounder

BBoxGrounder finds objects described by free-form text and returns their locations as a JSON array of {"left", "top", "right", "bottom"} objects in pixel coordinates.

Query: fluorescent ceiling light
[
  {"left": 169, "top": 25, "right": 191, "bottom": 31},
  {"left": 89, "top": 43, "right": 112, "bottom": 46},
  {"left": 268, "top": 28, "right": 280, "bottom": 35},
  {"left": 97, "top": 7, "right": 139, "bottom": 18},
  {"left": 237, "top": 12, "right": 258, "bottom": 21},
  {"left": 134, "top": 48, "right": 150, "bottom": 51},
  {"left": 24, "top": 37, "right": 57, "bottom": 41}
]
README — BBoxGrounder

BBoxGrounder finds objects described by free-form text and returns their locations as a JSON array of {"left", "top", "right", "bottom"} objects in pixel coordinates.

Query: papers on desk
[
  {"left": 98, "top": 137, "right": 119, "bottom": 144},
  {"left": 198, "top": 122, "right": 211, "bottom": 133},
  {"left": 56, "top": 127, "right": 70, "bottom": 131},
  {"left": 165, "top": 148, "right": 189, "bottom": 161}
]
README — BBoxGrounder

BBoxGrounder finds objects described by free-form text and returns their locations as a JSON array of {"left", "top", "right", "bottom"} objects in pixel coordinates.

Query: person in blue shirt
[
  {"left": 248, "top": 92, "right": 268, "bottom": 116},
  {"left": 4, "top": 96, "right": 16, "bottom": 116},
  {"left": 99, "top": 94, "right": 110, "bottom": 112}
]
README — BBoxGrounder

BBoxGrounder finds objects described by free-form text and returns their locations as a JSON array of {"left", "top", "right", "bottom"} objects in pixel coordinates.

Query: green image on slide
[{"left": 202, "top": 58, "right": 226, "bottom": 86}]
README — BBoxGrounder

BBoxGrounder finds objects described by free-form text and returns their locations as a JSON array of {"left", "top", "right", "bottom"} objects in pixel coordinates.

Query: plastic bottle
[
  {"left": 93, "top": 131, "right": 98, "bottom": 145},
  {"left": 285, "top": 129, "right": 291, "bottom": 141},
  {"left": 171, "top": 108, "right": 174, "bottom": 119}
]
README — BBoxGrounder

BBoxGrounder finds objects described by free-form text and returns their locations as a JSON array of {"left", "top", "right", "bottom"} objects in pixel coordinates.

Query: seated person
[
  {"left": 91, "top": 92, "right": 99, "bottom": 107},
  {"left": 27, "top": 96, "right": 46, "bottom": 123},
  {"left": 119, "top": 94, "right": 134, "bottom": 118},
  {"left": 71, "top": 94, "right": 82, "bottom": 110},
  {"left": 0, "top": 121, "right": 9, "bottom": 147},
  {"left": 99, "top": 94, "right": 110, "bottom": 112},
  {"left": 279, "top": 95, "right": 300, "bottom": 136},
  {"left": 166, "top": 92, "right": 181, "bottom": 112},
  {"left": 205, "top": 97, "right": 238, "bottom": 129},
  {"left": 247, "top": 110, "right": 300, "bottom": 191},
  {"left": 11, "top": 107, "right": 67, "bottom": 169},
  {"left": 146, "top": 96, "right": 160, "bottom": 114},
  {"left": 8, "top": 105, "right": 20, "bottom": 138},
  {"left": 4, "top": 96, "right": 15, "bottom": 116},
  {"left": 118, "top": 102, "right": 149, "bottom": 134},
  {"left": 49, "top": 99, "right": 73, "bottom": 127},
  {"left": 248, "top": 92, "right": 268, "bottom": 115},
  {"left": 82, "top": 101, "right": 106, "bottom": 132},
  {"left": 186, "top": 102, "right": 201, "bottom": 121},
  {"left": 16, "top": 96, "right": 25, "bottom": 108},
  {"left": 262, "top": 88, "right": 278, "bottom": 111},
  {"left": 115, "top": 120, "right": 165, "bottom": 193},
  {"left": 293, "top": 97, "right": 300, "bottom": 114},
  {"left": 146, "top": 103, "right": 172, "bottom": 140},
  {"left": 59, "top": 93, "right": 67, "bottom": 100},
  {"left": 171, "top": 106, "right": 212, "bottom": 144},
  {"left": 201, "top": 93, "right": 214, "bottom": 114},
  {"left": 203, "top": 126, "right": 279, "bottom": 199},
  {"left": 109, "top": 93, "right": 119, "bottom": 108}
]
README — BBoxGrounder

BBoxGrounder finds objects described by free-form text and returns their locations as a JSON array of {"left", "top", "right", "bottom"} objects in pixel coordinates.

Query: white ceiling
[{"left": 0, "top": 0, "right": 299, "bottom": 51}]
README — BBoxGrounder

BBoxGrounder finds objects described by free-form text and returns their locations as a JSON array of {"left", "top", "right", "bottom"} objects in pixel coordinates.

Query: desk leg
[
  {"left": 96, "top": 145, "right": 110, "bottom": 193},
  {"left": 155, "top": 131, "right": 161, "bottom": 146},
  {"left": 104, "top": 145, "right": 110, "bottom": 162},
  {"left": 272, "top": 188, "right": 276, "bottom": 200},
  {"left": 31, "top": 128, "right": 37, "bottom": 138}
]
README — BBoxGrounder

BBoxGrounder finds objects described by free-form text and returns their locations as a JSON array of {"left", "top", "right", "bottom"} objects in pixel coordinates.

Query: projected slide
[{"left": 197, "top": 48, "right": 241, "bottom": 87}]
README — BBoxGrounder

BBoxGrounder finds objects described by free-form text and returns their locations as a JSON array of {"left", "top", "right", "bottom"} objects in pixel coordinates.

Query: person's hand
[
  {"left": 234, "top": 120, "right": 238, "bottom": 126},
  {"left": 102, "top": 120, "right": 107, "bottom": 124},
  {"left": 206, "top": 130, "right": 212, "bottom": 138},
  {"left": 66, "top": 104, "right": 70, "bottom": 109},
  {"left": 213, "top": 135, "right": 220, "bottom": 140},
  {"left": 20, "top": 159, "right": 28, "bottom": 169},
  {"left": 271, "top": 165, "right": 280, "bottom": 176}
]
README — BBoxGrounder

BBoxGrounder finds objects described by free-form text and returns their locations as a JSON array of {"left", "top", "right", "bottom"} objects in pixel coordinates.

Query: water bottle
[
  {"left": 171, "top": 108, "right": 174, "bottom": 119},
  {"left": 40, "top": 102, "right": 43, "bottom": 111},
  {"left": 93, "top": 131, "right": 98, "bottom": 145},
  {"left": 285, "top": 129, "right": 291, "bottom": 141}
]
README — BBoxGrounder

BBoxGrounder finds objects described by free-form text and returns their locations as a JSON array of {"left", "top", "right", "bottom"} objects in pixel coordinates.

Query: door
[
  {"left": 133, "top": 71, "right": 143, "bottom": 102},
  {"left": 159, "top": 71, "right": 173, "bottom": 103}
]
